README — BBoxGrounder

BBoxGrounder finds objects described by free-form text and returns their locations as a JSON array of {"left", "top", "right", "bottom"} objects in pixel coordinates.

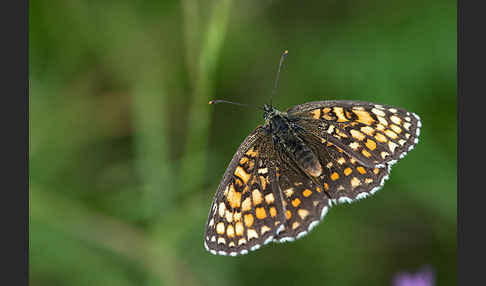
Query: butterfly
[{"left": 204, "top": 51, "right": 421, "bottom": 256}]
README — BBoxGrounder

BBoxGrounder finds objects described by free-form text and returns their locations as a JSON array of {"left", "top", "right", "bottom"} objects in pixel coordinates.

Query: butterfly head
[{"left": 263, "top": 103, "right": 280, "bottom": 121}]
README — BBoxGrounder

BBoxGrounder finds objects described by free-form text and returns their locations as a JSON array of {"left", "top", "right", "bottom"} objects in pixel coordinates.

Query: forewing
[
  {"left": 287, "top": 100, "right": 421, "bottom": 168},
  {"left": 204, "top": 127, "right": 286, "bottom": 256}
]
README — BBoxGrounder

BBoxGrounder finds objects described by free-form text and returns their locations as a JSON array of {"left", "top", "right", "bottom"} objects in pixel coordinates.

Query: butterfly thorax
[{"left": 263, "top": 104, "right": 323, "bottom": 178}]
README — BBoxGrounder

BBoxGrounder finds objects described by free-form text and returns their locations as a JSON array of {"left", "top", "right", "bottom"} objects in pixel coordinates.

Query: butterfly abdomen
[
  {"left": 294, "top": 142, "right": 322, "bottom": 177},
  {"left": 267, "top": 113, "right": 322, "bottom": 178}
]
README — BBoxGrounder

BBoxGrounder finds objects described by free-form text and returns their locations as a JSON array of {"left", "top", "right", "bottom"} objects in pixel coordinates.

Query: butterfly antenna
[
  {"left": 209, "top": 100, "right": 264, "bottom": 111},
  {"left": 270, "top": 50, "right": 289, "bottom": 107}
]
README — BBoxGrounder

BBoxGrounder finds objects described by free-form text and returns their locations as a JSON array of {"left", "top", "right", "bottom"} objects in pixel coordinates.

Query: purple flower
[{"left": 392, "top": 267, "right": 435, "bottom": 286}]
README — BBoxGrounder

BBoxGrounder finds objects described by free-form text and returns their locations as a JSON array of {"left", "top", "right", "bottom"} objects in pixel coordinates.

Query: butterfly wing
[
  {"left": 204, "top": 127, "right": 286, "bottom": 256},
  {"left": 306, "top": 133, "right": 391, "bottom": 202},
  {"left": 271, "top": 132, "right": 390, "bottom": 242},
  {"left": 287, "top": 100, "right": 421, "bottom": 168},
  {"left": 268, "top": 100, "right": 421, "bottom": 242},
  {"left": 271, "top": 150, "right": 331, "bottom": 242}
]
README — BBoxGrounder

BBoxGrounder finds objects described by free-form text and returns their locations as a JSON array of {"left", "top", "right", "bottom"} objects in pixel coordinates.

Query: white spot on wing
[
  {"left": 356, "top": 192, "right": 369, "bottom": 200},
  {"left": 264, "top": 236, "right": 274, "bottom": 245},
  {"left": 296, "top": 231, "right": 308, "bottom": 239},
  {"left": 279, "top": 237, "right": 295, "bottom": 243},
  {"left": 308, "top": 220, "right": 319, "bottom": 231},
  {"left": 370, "top": 187, "right": 381, "bottom": 195},
  {"left": 399, "top": 151, "right": 407, "bottom": 159},
  {"left": 320, "top": 206, "right": 329, "bottom": 219},
  {"left": 338, "top": 197, "right": 353, "bottom": 204}
]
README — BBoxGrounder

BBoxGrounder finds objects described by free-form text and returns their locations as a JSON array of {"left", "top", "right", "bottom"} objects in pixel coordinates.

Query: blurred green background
[{"left": 30, "top": 0, "right": 456, "bottom": 285}]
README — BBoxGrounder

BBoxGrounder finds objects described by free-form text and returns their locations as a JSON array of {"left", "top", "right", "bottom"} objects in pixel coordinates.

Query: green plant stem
[{"left": 181, "top": 0, "right": 233, "bottom": 196}]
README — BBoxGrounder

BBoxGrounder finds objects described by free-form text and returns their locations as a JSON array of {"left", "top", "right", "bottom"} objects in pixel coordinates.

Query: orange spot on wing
[
  {"left": 390, "top": 124, "right": 402, "bottom": 134},
  {"left": 235, "top": 222, "right": 244, "bottom": 236},
  {"left": 227, "top": 225, "right": 235, "bottom": 238},
  {"left": 269, "top": 207, "right": 277, "bottom": 217},
  {"left": 227, "top": 185, "right": 241, "bottom": 208},
  {"left": 362, "top": 149, "right": 372, "bottom": 158},
  {"left": 235, "top": 178, "right": 243, "bottom": 187},
  {"left": 361, "top": 126, "right": 375, "bottom": 136},
  {"left": 357, "top": 166, "right": 366, "bottom": 174},
  {"left": 244, "top": 214, "right": 254, "bottom": 227},
  {"left": 260, "top": 175, "right": 268, "bottom": 190},
  {"left": 331, "top": 172, "right": 340, "bottom": 181},
  {"left": 248, "top": 160, "right": 255, "bottom": 171},
  {"left": 239, "top": 157, "right": 248, "bottom": 165},
  {"left": 344, "top": 168, "right": 352, "bottom": 176},
  {"left": 385, "top": 129, "right": 398, "bottom": 139},
  {"left": 334, "top": 107, "right": 348, "bottom": 122},
  {"left": 216, "top": 222, "right": 225, "bottom": 234},
  {"left": 292, "top": 222, "right": 300, "bottom": 230},
  {"left": 292, "top": 198, "right": 301, "bottom": 207},
  {"left": 323, "top": 108, "right": 334, "bottom": 120},
  {"left": 255, "top": 207, "right": 267, "bottom": 219},
  {"left": 234, "top": 166, "right": 251, "bottom": 184},
  {"left": 390, "top": 115, "right": 402, "bottom": 125},
  {"left": 252, "top": 189, "right": 263, "bottom": 205},
  {"left": 233, "top": 212, "right": 241, "bottom": 222},
  {"left": 365, "top": 139, "right": 377, "bottom": 150},
  {"left": 311, "top": 109, "right": 321, "bottom": 119},
  {"left": 303, "top": 189, "right": 312, "bottom": 197},
  {"left": 350, "top": 129, "right": 365, "bottom": 141},
  {"left": 286, "top": 210, "right": 292, "bottom": 220},
  {"left": 245, "top": 147, "right": 258, "bottom": 158},
  {"left": 225, "top": 210, "right": 233, "bottom": 223},
  {"left": 375, "top": 133, "right": 388, "bottom": 143},
  {"left": 353, "top": 110, "right": 375, "bottom": 125},
  {"left": 241, "top": 197, "right": 252, "bottom": 212}
]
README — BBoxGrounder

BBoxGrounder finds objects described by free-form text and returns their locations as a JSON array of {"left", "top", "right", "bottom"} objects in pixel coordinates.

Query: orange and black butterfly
[{"left": 204, "top": 51, "right": 421, "bottom": 256}]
